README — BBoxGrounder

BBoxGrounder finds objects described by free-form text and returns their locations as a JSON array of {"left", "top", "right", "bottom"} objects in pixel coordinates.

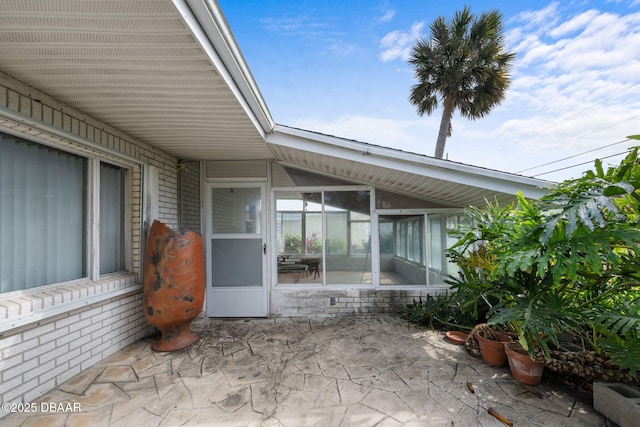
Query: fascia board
[
  {"left": 267, "top": 127, "right": 551, "bottom": 200},
  {"left": 174, "top": 0, "right": 275, "bottom": 135}
]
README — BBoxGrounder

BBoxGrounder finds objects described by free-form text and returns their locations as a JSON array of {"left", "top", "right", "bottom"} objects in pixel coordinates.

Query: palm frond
[{"left": 408, "top": 6, "right": 514, "bottom": 156}]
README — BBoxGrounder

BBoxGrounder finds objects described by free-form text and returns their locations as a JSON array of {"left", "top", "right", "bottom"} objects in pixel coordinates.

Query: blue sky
[{"left": 218, "top": 0, "right": 640, "bottom": 182}]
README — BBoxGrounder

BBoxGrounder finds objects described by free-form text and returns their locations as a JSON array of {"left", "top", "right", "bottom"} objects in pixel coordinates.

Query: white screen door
[{"left": 206, "top": 183, "right": 267, "bottom": 317}]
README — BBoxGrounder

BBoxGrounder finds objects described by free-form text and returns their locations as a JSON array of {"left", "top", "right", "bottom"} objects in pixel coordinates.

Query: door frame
[{"left": 204, "top": 181, "right": 269, "bottom": 317}]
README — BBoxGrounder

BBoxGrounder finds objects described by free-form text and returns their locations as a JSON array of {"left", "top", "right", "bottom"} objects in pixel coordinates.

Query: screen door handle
[{"left": 263, "top": 243, "right": 267, "bottom": 254}]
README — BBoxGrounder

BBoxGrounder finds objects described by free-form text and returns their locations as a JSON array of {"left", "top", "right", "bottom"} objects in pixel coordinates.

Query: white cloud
[
  {"left": 509, "top": 2, "right": 561, "bottom": 35},
  {"left": 259, "top": 13, "right": 354, "bottom": 58},
  {"left": 378, "top": 8, "right": 395, "bottom": 23},
  {"left": 499, "top": 4, "right": 640, "bottom": 176},
  {"left": 548, "top": 9, "right": 599, "bottom": 37},
  {"left": 378, "top": 22, "right": 424, "bottom": 62},
  {"left": 511, "top": 7, "right": 640, "bottom": 76},
  {"left": 325, "top": 39, "right": 355, "bottom": 57},
  {"left": 260, "top": 15, "right": 331, "bottom": 36}
]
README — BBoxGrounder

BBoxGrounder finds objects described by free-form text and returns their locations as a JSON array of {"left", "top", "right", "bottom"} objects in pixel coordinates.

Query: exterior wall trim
[{"left": 0, "top": 275, "right": 140, "bottom": 335}]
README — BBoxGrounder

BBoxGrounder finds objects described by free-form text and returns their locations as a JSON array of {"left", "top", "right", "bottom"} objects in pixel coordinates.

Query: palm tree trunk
[{"left": 434, "top": 98, "right": 454, "bottom": 159}]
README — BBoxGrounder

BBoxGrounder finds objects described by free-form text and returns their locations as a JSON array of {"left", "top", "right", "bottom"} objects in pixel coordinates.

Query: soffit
[
  {"left": 268, "top": 126, "right": 552, "bottom": 208},
  {"left": 0, "top": 0, "right": 272, "bottom": 160}
]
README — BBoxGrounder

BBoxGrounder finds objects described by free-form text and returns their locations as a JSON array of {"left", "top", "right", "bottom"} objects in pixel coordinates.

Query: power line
[
  {"left": 515, "top": 113, "right": 640, "bottom": 174},
  {"left": 507, "top": 80, "right": 640, "bottom": 178},
  {"left": 531, "top": 150, "right": 631, "bottom": 177},
  {"left": 516, "top": 138, "right": 631, "bottom": 173}
]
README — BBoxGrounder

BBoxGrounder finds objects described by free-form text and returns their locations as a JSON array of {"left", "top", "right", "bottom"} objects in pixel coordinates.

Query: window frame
[
  {"left": 0, "top": 130, "right": 136, "bottom": 295},
  {"left": 272, "top": 185, "right": 466, "bottom": 290},
  {"left": 375, "top": 209, "right": 465, "bottom": 288},
  {"left": 272, "top": 185, "right": 374, "bottom": 288},
  {"left": 98, "top": 160, "right": 131, "bottom": 277}
]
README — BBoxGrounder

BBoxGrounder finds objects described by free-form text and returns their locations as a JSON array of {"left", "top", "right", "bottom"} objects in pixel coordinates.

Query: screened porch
[{"left": 273, "top": 167, "right": 465, "bottom": 288}]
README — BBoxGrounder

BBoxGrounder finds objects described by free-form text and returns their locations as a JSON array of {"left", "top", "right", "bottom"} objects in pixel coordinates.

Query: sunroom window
[
  {"left": 274, "top": 181, "right": 463, "bottom": 287},
  {"left": 428, "top": 213, "right": 466, "bottom": 285},
  {"left": 275, "top": 189, "right": 371, "bottom": 285},
  {"left": 377, "top": 212, "right": 464, "bottom": 286},
  {"left": 275, "top": 192, "right": 322, "bottom": 257},
  {"left": 324, "top": 190, "right": 371, "bottom": 285},
  {"left": 379, "top": 215, "right": 426, "bottom": 285}
]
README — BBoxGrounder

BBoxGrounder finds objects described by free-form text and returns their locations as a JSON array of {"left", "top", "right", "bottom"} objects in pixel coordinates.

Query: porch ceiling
[{"left": 0, "top": 0, "right": 273, "bottom": 160}]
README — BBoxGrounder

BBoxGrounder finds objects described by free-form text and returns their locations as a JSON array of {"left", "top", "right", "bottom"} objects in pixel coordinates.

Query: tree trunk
[{"left": 434, "top": 98, "right": 454, "bottom": 159}]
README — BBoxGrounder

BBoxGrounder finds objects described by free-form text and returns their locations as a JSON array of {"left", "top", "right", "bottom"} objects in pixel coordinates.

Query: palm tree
[{"left": 409, "top": 7, "right": 515, "bottom": 159}]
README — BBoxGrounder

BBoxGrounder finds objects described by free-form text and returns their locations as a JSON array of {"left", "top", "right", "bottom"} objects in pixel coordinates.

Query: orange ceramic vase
[{"left": 143, "top": 220, "right": 205, "bottom": 351}]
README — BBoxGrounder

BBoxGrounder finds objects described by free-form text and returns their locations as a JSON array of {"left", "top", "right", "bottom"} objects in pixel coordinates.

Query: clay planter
[
  {"left": 143, "top": 220, "right": 205, "bottom": 351},
  {"left": 445, "top": 331, "right": 468, "bottom": 346},
  {"left": 505, "top": 342, "right": 544, "bottom": 385},
  {"left": 476, "top": 330, "right": 513, "bottom": 367}
]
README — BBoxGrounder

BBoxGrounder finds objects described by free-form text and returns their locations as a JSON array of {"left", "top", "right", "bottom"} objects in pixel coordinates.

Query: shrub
[{"left": 448, "top": 143, "right": 640, "bottom": 376}]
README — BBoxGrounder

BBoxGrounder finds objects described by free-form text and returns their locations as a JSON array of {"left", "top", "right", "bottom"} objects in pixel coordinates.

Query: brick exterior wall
[
  {"left": 178, "top": 160, "right": 202, "bottom": 234},
  {"left": 0, "top": 72, "right": 174, "bottom": 415},
  {"left": 270, "top": 288, "right": 449, "bottom": 318},
  {"left": 0, "top": 290, "right": 152, "bottom": 406}
]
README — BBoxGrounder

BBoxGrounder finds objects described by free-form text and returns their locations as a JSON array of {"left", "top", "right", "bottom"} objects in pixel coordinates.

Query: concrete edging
[{"left": 593, "top": 381, "right": 640, "bottom": 427}]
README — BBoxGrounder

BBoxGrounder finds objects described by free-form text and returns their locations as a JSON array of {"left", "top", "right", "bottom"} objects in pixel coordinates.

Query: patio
[{"left": 3, "top": 316, "right": 606, "bottom": 427}]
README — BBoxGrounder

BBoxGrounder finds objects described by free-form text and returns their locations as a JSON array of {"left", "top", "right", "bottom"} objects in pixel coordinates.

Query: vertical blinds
[{"left": 0, "top": 133, "right": 86, "bottom": 292}]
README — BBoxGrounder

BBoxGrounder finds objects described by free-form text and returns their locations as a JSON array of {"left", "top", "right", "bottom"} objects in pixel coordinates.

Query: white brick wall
[
  {"left": 0, "top": 72, "right": 175, "bottom": 417},
  {"left": 0, "top": 290, "right": 154, "bottom": 413},
  {"left": 270, "top": 288, "right": 450, "bottom": 318},
  {"left": 178, "top": 160, "right": 202, "bottom": 233}
]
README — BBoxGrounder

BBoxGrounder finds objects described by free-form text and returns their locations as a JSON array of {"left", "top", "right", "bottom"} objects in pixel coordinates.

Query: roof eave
[
  {"left": 176, "top": 0, "right": 275, "bottom": 136},
  {"left": 269, "top": 125, "right": 552, "bottom": 201}
]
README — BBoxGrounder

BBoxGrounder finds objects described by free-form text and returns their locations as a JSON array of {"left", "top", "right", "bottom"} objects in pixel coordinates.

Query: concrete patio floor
[{"left": 3, "top": 316, "right": 607, "bottom": 427}]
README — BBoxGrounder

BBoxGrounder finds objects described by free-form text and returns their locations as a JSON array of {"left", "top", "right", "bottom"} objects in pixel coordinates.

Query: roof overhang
[
  {"left": 0, "top": 0, "right": 274, "bottom": 160},
  {"left": 268, "top": 126, "right": 551, "bottom": 207}
]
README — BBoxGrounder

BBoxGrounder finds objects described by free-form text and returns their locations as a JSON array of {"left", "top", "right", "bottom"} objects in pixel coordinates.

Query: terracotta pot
[
  {"left": 143, "top": 220, "right": 205, "bottom": 351},
  {"left": 505, "top": 342, "right": 544, "bottom": 385},
  {"left": 476, "top": 330, "right": 513, "bottom": 367},
  {"left": 445, "top": 331, "right": 468, "bottom": 345}
]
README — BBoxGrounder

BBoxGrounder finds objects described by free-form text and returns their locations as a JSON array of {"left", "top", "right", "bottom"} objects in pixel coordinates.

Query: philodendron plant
[{"left": 448, "top": 140, "right": 640, "bottom": 377}]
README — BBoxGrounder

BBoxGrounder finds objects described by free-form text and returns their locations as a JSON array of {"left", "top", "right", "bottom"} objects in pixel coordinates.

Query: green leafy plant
[
  {"left": 595, "top": 301, "right": 640, "bottom": 377},
  {"left": 400, "top": 293, "right": 479, "bottom": 331},
  {"left": 448, "top": 143, "right": 640, "bottom": 376},
  {"left": 283, "top": 233, "right": 302, "bottom": 254}
]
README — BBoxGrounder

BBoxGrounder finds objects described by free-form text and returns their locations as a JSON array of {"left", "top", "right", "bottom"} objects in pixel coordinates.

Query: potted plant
[
  {"left": 475, "top": 326, "right": 512, "bottom": 367},
  {"left": 447, "top": 145, "right": 640, "bottom": 388},
  {"left": 504, "top": 341, "right": 544, "bottom": 385}
]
